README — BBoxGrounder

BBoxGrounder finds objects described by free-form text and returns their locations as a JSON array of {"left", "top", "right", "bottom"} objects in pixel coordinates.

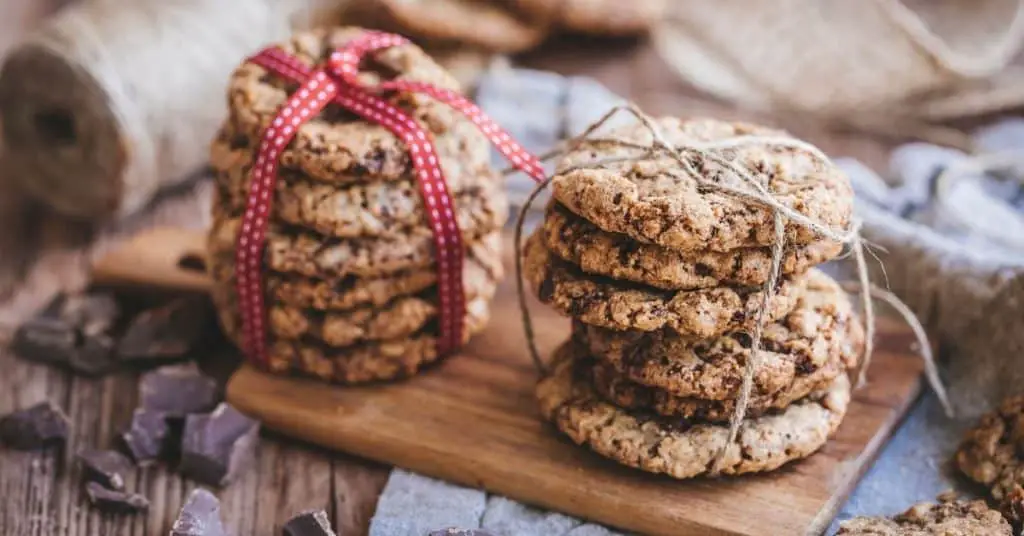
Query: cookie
[
  {"left": 551, "top": 117, "right": 854, "bottom": 253},
  {"left": 837, "top": 494, "right": 1013, "bottom": 535},
  {"left": 580, "top": 269, "right": 858, "bottom": 401},
  {"left": 210, "top": 235, "right": 503, "bottom": 312},
  {"left": 212, "top": 276, "right": 492, "bottom": 384},
  {"left": 376, "top": 0, "right": 548, "bottom": 53},
  {"left": 211, "top": 127, "right": 507, "bottom": 239},
  {"left": 587, "top": 317, "right": 859, "bottom": 421},
  {"left": 511, "top": 0, "right": 666, "bottom": 36},
  {"left": 542, "top": 201, "right": 843, "bottom": 290},
  {"left": 536, "top": 341, "right": 850, "bottom": 479},
  {"left": 227, "top": 27, "right": 491, "bottom": 185},
  {"left": 522, "top": 231, "right": 805, "bottom": 338},
  {"left": 956, "top": 394, "right": 1024, "bottom": 511},
  {"left": 208, "top": 214, "right": 503, "bottom": 280}
]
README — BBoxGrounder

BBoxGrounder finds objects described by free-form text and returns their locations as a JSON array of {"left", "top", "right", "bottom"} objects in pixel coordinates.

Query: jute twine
[
  {"left": 0, "top": 0, "right": 344, "bottom": 220},
  {"left": 513, "top": 104, "right": 954, "bottom": 473}
]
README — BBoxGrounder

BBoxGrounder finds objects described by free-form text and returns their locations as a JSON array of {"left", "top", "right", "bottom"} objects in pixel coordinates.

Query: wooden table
[{"left": 0, "top": 2, "right": 903, "bottom": 535}]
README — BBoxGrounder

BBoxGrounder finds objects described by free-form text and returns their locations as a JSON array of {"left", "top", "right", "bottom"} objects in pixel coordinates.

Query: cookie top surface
[
  {"left": 536, "top": 341, "right": 850, "bottom": 479},
  {"left": 208, "top": 212, "right": 502, "bottom": 280},
  {"left": 837, "top": 496, "right": 1012, "bottom": 535},
  {"left": 581, "top": 268, "right": 859, "bottom": 400},
  {"left": 377, "top": 0, "right": 549, "bottom": 53},
  {"left": 211, "top": 125, "right": 505, "bottom": 239},
  {"left": 551, "top": 117, "right": 854, "bottom": 252},
  {"left": 226, "top": 27, "right": 490, "bottom": 185},
  {"left": 956, "top": 394, "right": 1024, "bottom": 503},
  {"left": 522, "top": 231, "right": 805, "bottom": 337},
  {"left": 511, "top": 0, "right": 666, "bottom": 35},
  {"left": 542, "top": 201, "right": 843, "bottom": 290}
]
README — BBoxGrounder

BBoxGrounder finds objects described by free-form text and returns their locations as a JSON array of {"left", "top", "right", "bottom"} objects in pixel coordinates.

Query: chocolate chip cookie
[
  {"left": 227, "top": 27, "right": 490, "bottom": 185},
  {"left": 522, "top": 231, "right": 805, "bottom": 338},
  {"left": 542, "top": 201, "right": 843, "bottom": 290},
  {"left": 208, "top": 214, "right": 503, "bottom": 280},
  {"left": 551, "top": 117, "right": 854, "bottom": 253},
  {"left": 580, "top": 268, "right": 859, "bottom": 401},
  {"left": 956, "top": 394, "right": 1024, "bottom": 517},
  {"left": 212, "top": 277, "right": 492, "bottom": 384},
  {"left": 837, "top": 494, "right": 1013, "bottom": 535},
  {"left": 376, "top": 0, "right": 549, "bottom": 53},
  {"left": 536, "top": 340, "right": 850, "bottom": 479},
  {"left": 511, "top": 0, "right": 667, "bottom": 36},
  {"left": 211, "top": 127, "right": 507, "bottom": 239}
]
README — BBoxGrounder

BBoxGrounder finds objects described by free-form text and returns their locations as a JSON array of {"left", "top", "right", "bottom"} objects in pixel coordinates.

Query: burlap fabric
[{"left": 653, "top": 0, "right": 1024, "bottom": 125}]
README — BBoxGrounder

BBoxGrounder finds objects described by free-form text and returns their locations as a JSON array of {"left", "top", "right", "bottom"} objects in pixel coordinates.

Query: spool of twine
[{"left": 0, "top": 0, "right": 346, "bottom": 220}]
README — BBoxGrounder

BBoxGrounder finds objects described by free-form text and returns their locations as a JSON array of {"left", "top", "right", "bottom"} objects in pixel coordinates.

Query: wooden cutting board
[{"left": 93, "top": 227, "right": 924, "bottom": 536}]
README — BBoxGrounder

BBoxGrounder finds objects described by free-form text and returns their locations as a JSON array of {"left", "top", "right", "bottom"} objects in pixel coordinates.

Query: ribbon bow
[{"left": 236, "top": 31, "right": 545, "bottom": 366}]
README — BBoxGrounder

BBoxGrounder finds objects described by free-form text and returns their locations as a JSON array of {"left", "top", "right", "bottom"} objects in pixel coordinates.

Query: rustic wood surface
[{"left": 0, "top": 1, "right": 919, "bottom": 535}]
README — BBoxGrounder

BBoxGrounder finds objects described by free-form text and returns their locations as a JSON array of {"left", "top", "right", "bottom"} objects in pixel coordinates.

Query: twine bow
[
  {"left": 236, "top": 31, "right": 544, "bottom": 366},
  {"left": 513, "top": 104, "right": 953, "bottom": 473}
]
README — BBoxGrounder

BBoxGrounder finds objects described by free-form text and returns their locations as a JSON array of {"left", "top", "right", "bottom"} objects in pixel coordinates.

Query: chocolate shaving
[{"left": 180, "top": 403, "right": 260, "bottom": 487}]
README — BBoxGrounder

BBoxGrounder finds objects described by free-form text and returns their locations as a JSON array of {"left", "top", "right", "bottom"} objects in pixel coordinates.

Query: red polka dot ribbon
[{"left": 237, "top": 31, "right": 545, "bottom": 367}]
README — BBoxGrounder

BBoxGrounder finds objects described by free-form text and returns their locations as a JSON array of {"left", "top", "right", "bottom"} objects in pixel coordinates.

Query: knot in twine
[{"left": 512, "top": 104, "right": 953, "bottom": 474}]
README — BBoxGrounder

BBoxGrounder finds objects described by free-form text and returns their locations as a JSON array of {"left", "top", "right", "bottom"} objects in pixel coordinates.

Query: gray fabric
[{"left": 369, "top": 69, "right": 1024, "bottom": 534}]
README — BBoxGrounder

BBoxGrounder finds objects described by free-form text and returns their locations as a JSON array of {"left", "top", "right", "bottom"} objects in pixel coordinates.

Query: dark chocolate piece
[
  {"left": 139, "top": 363, "right": 219, "bottom": 417},
  {"left": 282, "top": 510, "right": 336, "bottom": 536},
  {"left": 121, "top": 408, "right": 172, "bottom": 465},
  {"left": 117, "top": 296, "right": 214, "bottom": 363},
  {"left": 61, "top": 292, "right": 120, "bottom": 337},
  {"left": 428, "top": 530, "right": 495, "bottom": 536},
  {"left": 180, "top": 403, "right": 259, "bottom": 487},
  {"left": 68, "top": 334, "right": 117, "bottom": 377},
  {"left": 170, "top": 488, "right": 227, "bottom": 536},
  {"left": 0, "top": 401, "right": 70, "bottom": 450},
  {"left": 11, "top": 315, "right": 77, "bottom": 366},
  {"left": 78, "top": 448, "right": 133, "bottom": 491},
  {"left": 84, "top": 481, "right": 149, "bottom": 514}
]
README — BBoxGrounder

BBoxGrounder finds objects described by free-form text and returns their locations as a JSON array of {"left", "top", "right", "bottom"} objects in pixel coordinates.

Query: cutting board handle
[{"left": 92, "top": 227, "right": 211, "bottom": 292}]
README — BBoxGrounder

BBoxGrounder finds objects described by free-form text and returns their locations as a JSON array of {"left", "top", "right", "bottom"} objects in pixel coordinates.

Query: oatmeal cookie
[
  {"left": 376, "top": 0, "right": 549, "bottom": 53},
  {"left": 510, "top": 0, "right": 666, "bottom": 36},
  {"left": 580, "top": 268, "right": 860, "bottom": 400},
  {"left": 536, "top": 340, "right": 850, "bottom": 479},
  {"left": 212, "top": 278, "right": 492, "bottom": 384},
  {"left": 208, "top": 214, "right": 502, "bottom": 280},
  {"left": 551, "top": 117, "right": 853, "bottom": 252},
  {"left": 956, "top": 394, "right": 1024, "bottom": 514},
  {"left": 837, "top": 494, "right": 1012, "bottom": 535},
  {"left": 227, "top": 27, "right": 491, "bottom": 185},
  {"left": 542, "top": 201, "right": 843, "bottom": 290},
  {"left": 211, "top": 128, "right": 506, "bottom": 239},
  {"left": 522, "top": 231, "right": 805, "bottom": 338}
]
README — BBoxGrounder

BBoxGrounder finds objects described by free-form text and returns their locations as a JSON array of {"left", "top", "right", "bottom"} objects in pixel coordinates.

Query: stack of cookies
[
  {"left": 205, "top": 28, "right": 507, "bottom": 384},
  {"left": 525, "top": 117, "right": 863, "bottom": 478}
]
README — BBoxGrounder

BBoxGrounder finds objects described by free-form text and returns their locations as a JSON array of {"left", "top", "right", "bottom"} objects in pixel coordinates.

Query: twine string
[{"left": 511, "top": 103, "right": 953, "bottom": 472}]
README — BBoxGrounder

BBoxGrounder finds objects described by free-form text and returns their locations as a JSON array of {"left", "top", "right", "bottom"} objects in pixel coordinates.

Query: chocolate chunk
[
  {"left": 61, "top": 292, "right": 120, "bottom": 337},
  {"left": 85, "top": 482, "right": 149, "bottom": 514},
  {"left": 0, "top": 401, "right": 69, "bottom": 450},
  {"left": 139, "top": 363, "right": 219, "bottom": 417},
  {"left": 428, "top": 530, "right": 495, "bottom": 536},
  {"left": 180, "top": 403, "right": 259, "bottom": 487},
  {"left": 170, "top": 488, "right": 227, "bottom": 536},
  {"left": 121, "top": 408, "right": 172, "bottom": 465},
  {"left": 68, "top": 334, "right": 118, "bottom": 377},
  {"left": 282, "top": 510, "right": 335, "bottom": 536},
  {"left": 11, "top": 315, "right": 77, "bottom": 366},
  {"left": 78, "top": 448, "right": 133, "bottom": 491},
  {"left": 117, "top": 296, "right": 214, "bottom": 363}
]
